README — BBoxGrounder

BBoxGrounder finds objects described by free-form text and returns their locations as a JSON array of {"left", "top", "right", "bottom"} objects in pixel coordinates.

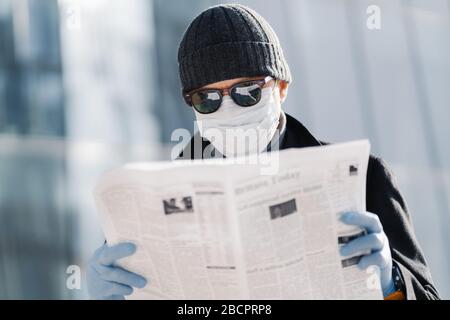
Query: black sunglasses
[{"left": 183, "top": 76, "right": 275, "bottom": 115}]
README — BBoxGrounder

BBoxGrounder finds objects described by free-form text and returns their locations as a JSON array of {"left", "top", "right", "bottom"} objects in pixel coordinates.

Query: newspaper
[{"left": 94, "top": 140, "right": 383, "bottom": 300}]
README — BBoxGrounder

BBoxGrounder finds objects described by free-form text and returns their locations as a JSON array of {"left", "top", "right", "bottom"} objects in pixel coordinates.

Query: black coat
[{"left": 181, "top": 113, "right": 440, "bottom": 300}]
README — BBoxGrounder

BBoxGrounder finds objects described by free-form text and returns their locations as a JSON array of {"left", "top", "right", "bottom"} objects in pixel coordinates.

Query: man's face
[{"left": 192, "top": 76, "right": 289, "bottom": 158}]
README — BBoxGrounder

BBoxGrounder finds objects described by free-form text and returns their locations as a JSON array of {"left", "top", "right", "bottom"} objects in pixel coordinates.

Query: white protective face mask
[{"left": 195, "top": 86, "right": 282, "bottom": 158}]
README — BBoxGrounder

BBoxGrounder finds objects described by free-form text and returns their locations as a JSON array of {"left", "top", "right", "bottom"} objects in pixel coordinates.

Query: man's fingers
[
  {"left": 96, "top": 265, "right": 148, "bottom": 288},
  {"left": 358, "top": 252, "right": 386, "bottom": 270},
  {"left": 340, "top": 233, "right": 385, "bottom": 257},
  {"left": 340, "top": 212, "right": 383, "bottom": 233},
  {"left": 102, "top": 282, "right": 134, "bottom": 298},
  {"left": 98, "top": 243, "right": 137, "bottom": 266}
]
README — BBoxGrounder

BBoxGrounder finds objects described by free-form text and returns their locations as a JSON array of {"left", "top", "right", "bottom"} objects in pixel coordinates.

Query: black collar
[{"left": 280, "top": 113, "right": 324, "bottom": 150}]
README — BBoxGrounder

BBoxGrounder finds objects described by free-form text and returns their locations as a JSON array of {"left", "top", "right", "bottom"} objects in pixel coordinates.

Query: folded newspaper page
[{"left": 94, "top": 140, "right": 383, "bottom": 300}]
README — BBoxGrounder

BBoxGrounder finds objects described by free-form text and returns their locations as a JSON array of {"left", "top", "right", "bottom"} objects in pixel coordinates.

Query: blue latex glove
[
  {"left": 340, "top": 212, "right": 396, "bottom": 297},
  {"left": 87, "top": 243, "right": 148, "bottom": 300}
]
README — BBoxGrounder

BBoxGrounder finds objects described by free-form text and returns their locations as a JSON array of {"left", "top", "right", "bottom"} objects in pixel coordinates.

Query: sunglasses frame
[{"left": 183, "top": 76, "right": 275, "bottom": 114}]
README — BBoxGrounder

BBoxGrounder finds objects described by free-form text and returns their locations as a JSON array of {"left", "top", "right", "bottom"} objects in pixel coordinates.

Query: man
[{"left": 87, "top": 4, "right": 439, "bottom": 300}]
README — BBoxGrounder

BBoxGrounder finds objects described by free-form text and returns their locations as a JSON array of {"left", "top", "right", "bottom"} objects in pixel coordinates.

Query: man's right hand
[{"left": 87, "top": 243, "right": 148, "bottom": 300}]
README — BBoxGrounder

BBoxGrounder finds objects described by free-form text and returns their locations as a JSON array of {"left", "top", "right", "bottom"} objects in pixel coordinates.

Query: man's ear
[{"left": 278, "top": 81, "right": 289, "bottom": 104}]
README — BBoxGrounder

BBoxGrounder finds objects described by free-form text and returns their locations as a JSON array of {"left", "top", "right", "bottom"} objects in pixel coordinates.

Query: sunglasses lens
[
  {"left": 191, "top": 91, "right": 222, "bottom": 114},
  {"left": 231, "top": 82, "right": 262, "bottom": 107}
]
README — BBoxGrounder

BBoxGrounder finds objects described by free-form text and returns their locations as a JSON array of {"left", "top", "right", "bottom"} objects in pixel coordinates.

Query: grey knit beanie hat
[{"left": 178, "top": 4, "right": 292, "bottom": 93}]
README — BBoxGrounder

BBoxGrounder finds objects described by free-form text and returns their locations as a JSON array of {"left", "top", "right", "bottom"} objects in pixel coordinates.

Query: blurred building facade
[
  {"left": 0, "top": 0, "right": 72, "bottom": 299},
  {"left": 0, "top": 0, "right": 449, "bottom": 299}
]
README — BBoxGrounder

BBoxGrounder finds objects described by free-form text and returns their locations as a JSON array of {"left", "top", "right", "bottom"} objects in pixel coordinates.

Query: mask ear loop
[
  {"left": 271, "top": 79, "right": 279, "bottom": 96},
  {"left": 268, "top": 79, "right": 280, "bottom": 101}
]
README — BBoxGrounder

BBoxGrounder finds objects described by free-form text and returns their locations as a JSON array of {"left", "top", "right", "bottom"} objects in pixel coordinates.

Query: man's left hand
[{"left": 340, "top": 211, "right": 396, "bottom": 297}]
